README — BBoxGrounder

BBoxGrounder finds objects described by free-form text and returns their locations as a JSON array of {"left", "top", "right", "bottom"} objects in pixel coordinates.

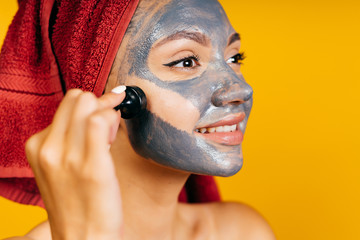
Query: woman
[{"left": 3, "top": 0, "right": 275, "bottom": 239}]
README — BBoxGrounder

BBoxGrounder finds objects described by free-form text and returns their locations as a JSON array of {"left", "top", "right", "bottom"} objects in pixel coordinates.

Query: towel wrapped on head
[{"left": 0, "top": 0, "right": 220, "bottom": 207}]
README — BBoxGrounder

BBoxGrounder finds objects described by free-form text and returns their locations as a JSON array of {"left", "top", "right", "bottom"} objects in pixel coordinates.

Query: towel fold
[{"left": 0, "top": 0, "right": 220, "bottom": 207}]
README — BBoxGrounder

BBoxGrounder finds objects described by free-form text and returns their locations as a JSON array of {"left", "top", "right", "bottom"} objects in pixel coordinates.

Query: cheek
[{"left": 125, "top": 76, "right": 200, "bottom": 133}]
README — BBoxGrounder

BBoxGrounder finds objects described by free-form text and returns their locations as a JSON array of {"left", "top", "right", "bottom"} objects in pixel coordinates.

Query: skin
[
  {"left": 107, "top": 0, "right": 253, "bottom": 177},
  {"left": 7, "top": 0, "right": 275, "bottom": 239}
]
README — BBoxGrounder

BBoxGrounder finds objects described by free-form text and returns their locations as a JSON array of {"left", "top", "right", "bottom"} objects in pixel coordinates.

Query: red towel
[{"left": 0, "top": 0, "right": 220, "bottom": 207}]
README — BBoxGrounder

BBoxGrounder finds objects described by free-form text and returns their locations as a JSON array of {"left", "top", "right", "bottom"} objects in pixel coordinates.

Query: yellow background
[{"left": 1, "top": 0, "right": 359, "bottom": 239}]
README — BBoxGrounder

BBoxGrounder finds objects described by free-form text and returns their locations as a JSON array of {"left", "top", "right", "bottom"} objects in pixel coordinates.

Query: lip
[
  {"left": 196, "top": 112, "right": 246, "bottom": 129},
  {"left": 194, "top": 113, "right": 246, "bottom": 146}
]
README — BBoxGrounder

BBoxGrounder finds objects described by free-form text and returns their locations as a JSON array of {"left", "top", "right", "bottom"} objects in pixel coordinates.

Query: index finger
[{"left": 98, "top": 86, "right": 126, "bottom": 110}]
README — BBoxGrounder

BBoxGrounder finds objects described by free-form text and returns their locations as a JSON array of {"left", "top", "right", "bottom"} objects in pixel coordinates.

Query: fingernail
[{"left": 111, "top": 85, "right": 126, "bottom": 94}]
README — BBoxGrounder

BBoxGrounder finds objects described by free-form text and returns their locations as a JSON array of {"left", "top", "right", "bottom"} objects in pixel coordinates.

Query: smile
[
  {"left": 194, "top": 113, "right": 245, "bottom": 146},
  {"left": 195, "top": 124, "right": 237, "bottom": 134}
]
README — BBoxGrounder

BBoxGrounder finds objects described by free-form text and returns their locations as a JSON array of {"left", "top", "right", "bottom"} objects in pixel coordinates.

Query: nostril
[
  {"left": 231, "top": 100, "right": 243, "bottom": 105},
  {"left": 212, "top": 98, "right": 247, "bottom": 107},
  {"left": 211, "top": 83, "right": 253, "bottom": 107}
]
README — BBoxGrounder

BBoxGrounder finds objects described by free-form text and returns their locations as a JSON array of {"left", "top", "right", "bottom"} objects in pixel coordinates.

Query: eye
[
  {"left": 163, "top": 55, "right": 200, "bottom": 68},
  {"left": 226, "top": 52, "right": 245, "bottom": 64}
]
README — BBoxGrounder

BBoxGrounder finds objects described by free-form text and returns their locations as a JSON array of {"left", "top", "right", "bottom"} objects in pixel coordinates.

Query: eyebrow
[
  {"left": 154, "top": 31, "right": 211, "bottom": 48},
  {"left": 228, "top": 33, "right": 241, "bottom": 46}
]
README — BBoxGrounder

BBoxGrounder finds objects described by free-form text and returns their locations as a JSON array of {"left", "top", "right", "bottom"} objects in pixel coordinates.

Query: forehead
[{"left": 140, "top": 0, "right": 235, "bottom": 46}]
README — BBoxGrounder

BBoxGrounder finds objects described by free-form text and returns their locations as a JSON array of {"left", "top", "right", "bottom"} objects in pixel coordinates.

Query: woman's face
[{"left": 109, "top": 0, "right": 253, "bottom": 177}]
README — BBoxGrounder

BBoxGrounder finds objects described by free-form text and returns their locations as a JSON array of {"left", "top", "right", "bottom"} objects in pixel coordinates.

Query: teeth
[
  {"left": 196, "top": 124, "right": 238, "bottom": 134},
  {"left": 223, "top": 126, "right": 231, "bottom": 132},
  {"left": 215, "top": 126, "right": 224, "bottom": 132},
  {"left": 208, "top": 127, "right": 216, "bottom": 133}
]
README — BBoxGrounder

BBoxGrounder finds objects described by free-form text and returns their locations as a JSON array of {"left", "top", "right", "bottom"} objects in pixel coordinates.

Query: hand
[{"left": 25, "top": 89, "right": 126, "bottom": 240}]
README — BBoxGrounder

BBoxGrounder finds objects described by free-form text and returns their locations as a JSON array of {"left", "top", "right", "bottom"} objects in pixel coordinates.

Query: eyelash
[
  {"left": 163, "top": 55, "right": 200, "bottom": 68},
  {"left": 163, "top": 52, "right": 246, "bottom": 68},
  {"left": 227, "top": 52, "right": 246, "bottom": 65}
]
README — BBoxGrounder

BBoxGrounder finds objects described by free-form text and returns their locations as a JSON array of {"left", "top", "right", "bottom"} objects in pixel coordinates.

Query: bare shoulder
[
  {"left": 25, "top": 220, "right": 51, "bottom": 240},
  {"left": 6, "top": 220, "right": 52, "bottom": 240},
  {"left": 3, "top": 221, "right": 51, "bottom": 240},
  {"left": 209, "top": 202, "right": 276, "bottom": 240},
  {"left": 178, "top": 202, "right": 275, "bottom": 240}
]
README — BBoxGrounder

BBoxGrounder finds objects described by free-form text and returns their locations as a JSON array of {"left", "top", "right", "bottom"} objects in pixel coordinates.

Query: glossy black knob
[{"left": 114, "top": 86, "right": 147, "bottom": 119}]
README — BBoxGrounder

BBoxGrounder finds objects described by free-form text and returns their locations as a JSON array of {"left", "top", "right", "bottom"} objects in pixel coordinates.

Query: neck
[{"left": 111, "top": 125, "right": 190, "bottom": 240}]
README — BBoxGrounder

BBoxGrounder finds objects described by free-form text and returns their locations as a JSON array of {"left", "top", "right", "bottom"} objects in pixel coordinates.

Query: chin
[
  {"left": 198, "top": 146, "right": 244, "bottom": 177},
  {"left": 216, "top": 163, "right": 243, "bottom": 177}
]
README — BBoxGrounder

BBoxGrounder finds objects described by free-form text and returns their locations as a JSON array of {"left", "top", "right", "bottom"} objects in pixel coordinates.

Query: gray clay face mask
[{"left": 117, "top": 0, "right": 253, "bottom": 177}]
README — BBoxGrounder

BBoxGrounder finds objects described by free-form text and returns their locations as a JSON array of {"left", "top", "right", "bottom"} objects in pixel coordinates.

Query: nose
[{"left": 211, "top": 80, "right": 253, "bottom": 107}]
